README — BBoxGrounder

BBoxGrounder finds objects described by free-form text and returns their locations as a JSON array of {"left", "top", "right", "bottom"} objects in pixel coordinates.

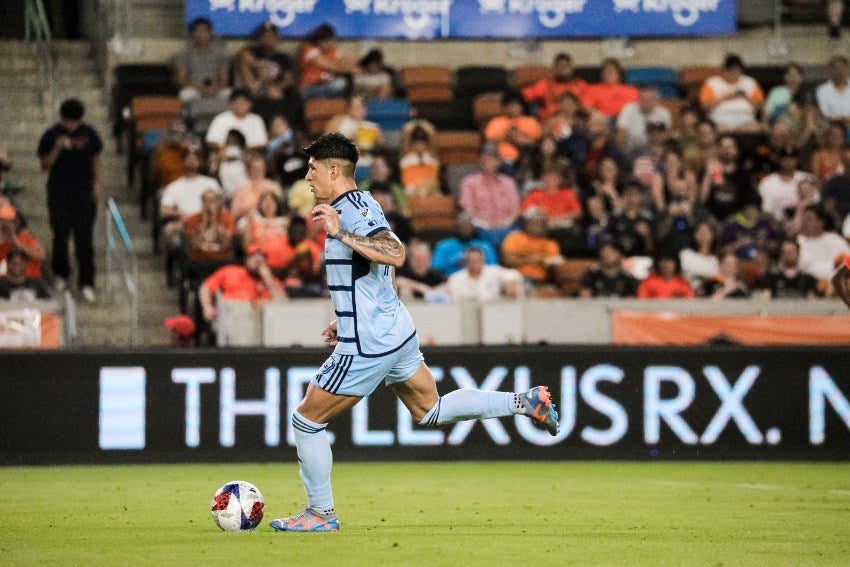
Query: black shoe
[{"left": 829, "top": 25, "right": 841, "bottom": 39}]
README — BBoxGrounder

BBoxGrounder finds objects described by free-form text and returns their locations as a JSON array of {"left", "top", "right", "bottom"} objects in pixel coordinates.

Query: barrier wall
[
  {"left": 3, "top": 346, "right": 848, "bottom": 465},
  {"left": 221, "top": 298, "right": 850, "bottom": 346}
]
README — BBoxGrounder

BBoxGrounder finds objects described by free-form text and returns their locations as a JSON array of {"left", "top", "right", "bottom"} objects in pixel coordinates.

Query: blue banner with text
[{"left": 185, "top": 0, "right": 737, "bottom": 39}]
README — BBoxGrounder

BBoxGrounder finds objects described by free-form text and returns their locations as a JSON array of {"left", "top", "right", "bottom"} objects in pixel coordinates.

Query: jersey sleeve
[{"left": 340, "top": 192, "right": 390, "bottom": 237}]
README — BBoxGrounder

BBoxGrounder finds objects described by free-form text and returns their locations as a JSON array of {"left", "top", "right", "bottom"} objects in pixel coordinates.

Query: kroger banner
[{"left": 186, "top": 0, "right": 736, "bottom": 39}]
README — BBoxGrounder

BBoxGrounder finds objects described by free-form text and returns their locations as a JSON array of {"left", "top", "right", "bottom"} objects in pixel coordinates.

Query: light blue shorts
[{"left": 312, "top": 334, "right": 424, "bottom": 397}]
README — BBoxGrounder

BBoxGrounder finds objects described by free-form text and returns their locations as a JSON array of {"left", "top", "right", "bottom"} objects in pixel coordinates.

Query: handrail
[
  {"left": 105, "top": 197, "right": 140, "bottom": 345},
  {"left": 24, "top": 0, "right": 57, "bottom": 114}
]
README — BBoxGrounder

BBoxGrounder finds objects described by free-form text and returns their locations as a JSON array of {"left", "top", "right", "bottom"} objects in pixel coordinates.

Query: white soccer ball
[{"left": 211, "top": 480, "right": 265, "bottom": 532}]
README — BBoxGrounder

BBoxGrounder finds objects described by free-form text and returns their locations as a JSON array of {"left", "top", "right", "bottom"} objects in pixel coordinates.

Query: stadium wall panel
[{"left": 2, "top": 346, "right": 848, "bottom": 465}]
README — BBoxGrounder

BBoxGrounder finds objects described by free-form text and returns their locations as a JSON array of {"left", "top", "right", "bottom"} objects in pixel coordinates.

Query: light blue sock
[
  {"left": 419, "top": 389, "right": 517, "bottom": 426},
  {"left": 291, "top": 410, "right": 335, "bottom": 514}
]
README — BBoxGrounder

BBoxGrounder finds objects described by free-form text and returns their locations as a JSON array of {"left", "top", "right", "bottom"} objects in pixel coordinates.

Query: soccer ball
[{"left": 211, "top": 480, "right": 265, "bottom": 532}]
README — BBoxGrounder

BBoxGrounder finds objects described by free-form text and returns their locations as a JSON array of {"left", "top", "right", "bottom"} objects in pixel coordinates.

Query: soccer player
[{"left": 270, "top": 133, "right": 560, "bottom": 533}]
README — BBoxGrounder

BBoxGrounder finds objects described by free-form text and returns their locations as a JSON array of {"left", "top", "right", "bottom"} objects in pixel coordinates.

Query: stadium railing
[{"left": 105, "top": 197, "right": 140, "bottom": 345}]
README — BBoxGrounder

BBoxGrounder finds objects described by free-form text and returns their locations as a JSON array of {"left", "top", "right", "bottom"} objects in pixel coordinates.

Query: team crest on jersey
[
  {"left": 359, "top": 207, "right": 373, "bottom": 220},
  {"left": 320, "top": 357, "right": 336, "bottom": 375}
]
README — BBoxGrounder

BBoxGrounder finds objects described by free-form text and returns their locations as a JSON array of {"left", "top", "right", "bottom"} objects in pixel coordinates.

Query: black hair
[
  {"left": 188, "top": 17, "right": 213, "bottom": 33},
  {"left": 359, "top": 49, "right": 384, "bottom": 68},
  {"left": 302, "top": 132, "right": 359, "bottom": 166},
  {"left": 723, "top": 53, "right": 744, "bottom": 70},
  {"left": 6, "top": 247, "right": 28, "bottom": 261},
  {"left": 307, "top": 23, "right": 335, "bottom": 44},
  {"left": 554, "top": 52, "right": 573, "bottom": 64},
  {"left": 230, "top": 88, "right": 253, "bottom": 103},
  {"left": 501, "top": 90, "right": 526, "bottom": 108},
  {"left": 225, "top": 129, "right": 247, "bottom": 148},
  {"left": 59, "top": 98, "right": 84, "bottom": 121}
]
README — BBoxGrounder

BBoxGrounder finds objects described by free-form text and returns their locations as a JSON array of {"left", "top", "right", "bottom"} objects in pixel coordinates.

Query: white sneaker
[
  {"left": 54, "top": 277, "right": 67, "bottom": 292},
  {"left": 81, "top": 286, "right": 96, "bottom": 303}
]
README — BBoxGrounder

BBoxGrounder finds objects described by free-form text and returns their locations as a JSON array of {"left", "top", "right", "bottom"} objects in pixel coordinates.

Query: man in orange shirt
[
  {"left": 501, "top": 208, "right": 564, "bottom": 283},
  {"left": 520, "top": 166, "right": 583, "bottom": 228},
  {"left": 521, "top": 53, "right": 588, "bottom": 122},
  {"left": 699, "top": 54, "right": 764, "bottom": 132},
  {"left": 198, "top": 245, "right": 285, "bottom": 324},
  {"left": 484, "top": 91, "right": 542, "bottom": 168},
  {"left": 298, "top": 24, "right": 356, "bottom": 99},
  {"left": 0, "top": 204, "right": 46, "bottom": 279}
]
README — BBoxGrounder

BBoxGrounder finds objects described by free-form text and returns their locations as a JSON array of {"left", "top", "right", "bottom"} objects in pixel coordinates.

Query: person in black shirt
[
  {"left": 36, "top": 98, "right": 102, "bottom": 302},
  {"left": 579, "top": 241, "right": 639, "bottom": 298},
  {"left": 604, "top": 181, "right": 656, "bottom": 258},
  {"left": 757, "top": 239, "right": 818, "bottom": 299},
  {"left": 0, "top": 248, "right": 51, "bottom": 301}
]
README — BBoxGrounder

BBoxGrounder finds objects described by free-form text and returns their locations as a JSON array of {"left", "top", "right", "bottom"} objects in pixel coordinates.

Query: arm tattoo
[{"left": 337, "top": 229, "right": 404, "bottom": 258}]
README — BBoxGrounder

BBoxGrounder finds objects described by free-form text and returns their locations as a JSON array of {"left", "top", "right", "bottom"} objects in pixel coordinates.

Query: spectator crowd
[{"left": 4, "top": 17, "right": 850, "bottom": 345}]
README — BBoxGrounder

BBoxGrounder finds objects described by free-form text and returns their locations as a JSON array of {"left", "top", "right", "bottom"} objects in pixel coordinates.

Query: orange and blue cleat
[
  {"left": 519, "top": 386, "right": 559, "bottom": 436},
  {"left": 270, "top": 507, "right": 340, "bottom": 532}
]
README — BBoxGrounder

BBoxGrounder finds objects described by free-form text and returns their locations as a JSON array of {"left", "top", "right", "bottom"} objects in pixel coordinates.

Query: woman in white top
[{"left": 679, "top": 220, "right": 721, "bottom": 288}]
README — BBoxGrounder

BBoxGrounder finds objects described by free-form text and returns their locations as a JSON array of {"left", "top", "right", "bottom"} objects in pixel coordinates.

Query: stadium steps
[{"left": 3, "top": 40, "right": 179, "bottom": 347}]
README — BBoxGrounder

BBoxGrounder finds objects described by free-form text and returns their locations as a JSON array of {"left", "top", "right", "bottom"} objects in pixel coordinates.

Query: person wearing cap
[
  {"left": 579, "top": 240, "right": 639, "bottom": 298},
  {"left": 500, "top": 207, "right": 565, "bottom": 284},
  {"left": 616, "top": 86, "right": 672, "bottom": 157},
  {"left": 205, "top": 89, "right": 269, "bottom": 152},
  {"left": 0, "top": 248, "right": 51, "bottom": 301},
  {"left": 198, "top": 244, "right": 285, "bottom": 324},
  {"left": 36, "top": 98, "right": 102, "bottom": 302},
  {"left": 0, "top": 204, "right": 46, "bottom": 280},
  {"left": 458, "top": 143, "right": 521, "bottom": 250},
  {"left": 758, "top": 147, "right": 810, "bottom": 222},
  {"left": 699, "top": 54, "right": 765, "bottom": 132},
  {"left": 164, "top": 314, "right": 197, "bottom": 347}
]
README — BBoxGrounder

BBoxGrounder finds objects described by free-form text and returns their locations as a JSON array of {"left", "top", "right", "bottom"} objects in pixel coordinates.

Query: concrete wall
[{"left": 216, "top": 297, "right": 850, "bottom": 346}]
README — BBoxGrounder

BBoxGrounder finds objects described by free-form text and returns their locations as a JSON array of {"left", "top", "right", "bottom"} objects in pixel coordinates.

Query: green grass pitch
[{"left": 3, "top": 462, "right": 848, "bottom": 566}]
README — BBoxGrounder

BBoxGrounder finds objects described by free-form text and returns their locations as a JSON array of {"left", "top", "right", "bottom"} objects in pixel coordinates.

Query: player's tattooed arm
[{"left": 333, "top": 229, "right": 406, "bottom": 268}]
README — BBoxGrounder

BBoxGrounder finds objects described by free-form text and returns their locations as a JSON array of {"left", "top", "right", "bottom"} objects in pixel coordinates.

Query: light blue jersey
[{"left": 324, "top": 190, "right": 417, "bottom": 358}]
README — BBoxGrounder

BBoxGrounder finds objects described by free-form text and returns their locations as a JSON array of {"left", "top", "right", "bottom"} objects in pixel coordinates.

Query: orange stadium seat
[
  {"left": 304, "top": 98, "right": 348, "bottom": 136},
  {"left": 679, "top": 66, "right": 722, "bottom": 102},
  {"left": 434, "top": 131, "right": 482, "bottom": 165},
  {"left": 407, "top": 194, "right": 457, "bottom": 243},
  {"left": 401, "top": 66, "right": 453, "bottom": 102},
  {"left": 512, "top": 65, "right": 551, "bottom": 89},
  {"left": 472, "top": 91, "right": 504, "bottom": 131}
]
